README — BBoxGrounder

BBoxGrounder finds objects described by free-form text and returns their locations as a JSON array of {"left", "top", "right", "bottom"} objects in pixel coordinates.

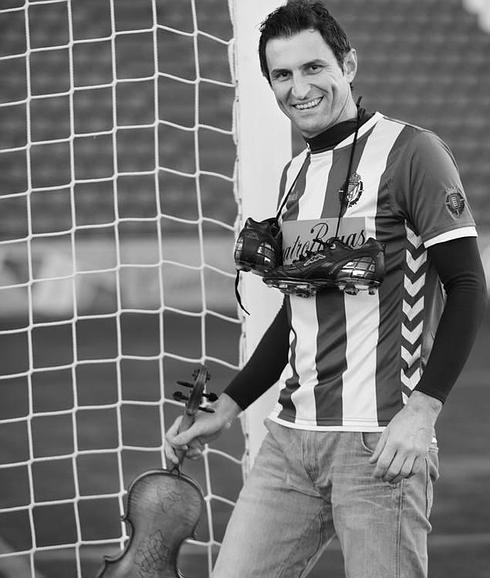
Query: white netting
[{"left": 0, "top": 1, "right": 245, "bottom": 576}]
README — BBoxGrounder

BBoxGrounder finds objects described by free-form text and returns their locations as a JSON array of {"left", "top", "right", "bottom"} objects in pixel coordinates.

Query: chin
[
  {"left": 298, "top": 121, "right": 330, "bottom": 139},
  {"left": 294, "top": 114, "right": 331, "bottom": 138}
]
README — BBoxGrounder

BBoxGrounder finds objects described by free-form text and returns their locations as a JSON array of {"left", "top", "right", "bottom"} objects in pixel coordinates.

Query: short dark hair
[{"left": 258, "top": 0, "right": 352, "bottom": 83}]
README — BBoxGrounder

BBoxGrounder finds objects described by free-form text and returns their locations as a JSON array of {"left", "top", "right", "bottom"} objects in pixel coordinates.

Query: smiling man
[
  {"left": 265, "top": 28, "right": 357, "bottom": 136},
  {"left": 165, "top": 2, "right": 487, "bottom": 577}
]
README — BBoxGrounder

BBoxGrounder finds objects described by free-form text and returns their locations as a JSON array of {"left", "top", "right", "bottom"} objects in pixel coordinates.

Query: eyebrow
[{"left": 302, "top": 59, "right": 327, "bottom": 67}]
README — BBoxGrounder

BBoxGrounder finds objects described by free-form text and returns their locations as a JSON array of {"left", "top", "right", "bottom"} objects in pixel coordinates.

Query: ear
[{"left": 343, "top": 48, "right": 357, "bottom": 83}]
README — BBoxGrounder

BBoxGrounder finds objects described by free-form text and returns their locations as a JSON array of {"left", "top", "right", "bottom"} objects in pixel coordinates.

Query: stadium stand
[{"left": 332, "top": 0, "right": 490, "bottom": 225}]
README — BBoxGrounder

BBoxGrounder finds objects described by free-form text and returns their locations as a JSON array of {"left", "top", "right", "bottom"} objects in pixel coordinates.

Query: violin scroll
[{"left": 172, "top": 366, "right": 215, "bottom": 465}]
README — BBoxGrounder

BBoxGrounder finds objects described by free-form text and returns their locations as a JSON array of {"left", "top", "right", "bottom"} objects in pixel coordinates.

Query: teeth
[{"left": 294, "top": 97, "right": 322, "bottom": 110}]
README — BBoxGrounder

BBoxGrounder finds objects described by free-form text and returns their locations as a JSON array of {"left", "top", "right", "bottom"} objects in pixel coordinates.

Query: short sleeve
[{"left": 393, "top": 129, "right": 476, "bottom": 247}]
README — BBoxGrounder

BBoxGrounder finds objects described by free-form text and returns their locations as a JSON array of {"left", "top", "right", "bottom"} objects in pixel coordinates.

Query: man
[{"left": 165, "top": 1, "right": 487, "bottom": 576}]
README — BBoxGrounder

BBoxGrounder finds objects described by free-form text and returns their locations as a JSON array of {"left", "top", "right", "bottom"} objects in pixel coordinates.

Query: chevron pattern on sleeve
[{"left": 401, "top": 224, "right": 428, "bottom": 401}]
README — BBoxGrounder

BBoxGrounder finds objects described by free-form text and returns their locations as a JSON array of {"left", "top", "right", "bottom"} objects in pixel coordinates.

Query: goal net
[{"left": 0, "top": 0, "right": 289, "bottom": 577}]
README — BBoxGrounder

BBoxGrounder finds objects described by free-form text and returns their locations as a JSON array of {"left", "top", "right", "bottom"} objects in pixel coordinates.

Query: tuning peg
[
  {"left": 203, "top": 392, "right": 218, "bottom": 402},
  {"left": 198, "top": 406, "right": 215, "bottom": 413},
  {"left": 176, "top": 380, "right": 193, "bottom": 388},
  {"left": 173, "top": 391, "right": 189, "bottom": 402}
]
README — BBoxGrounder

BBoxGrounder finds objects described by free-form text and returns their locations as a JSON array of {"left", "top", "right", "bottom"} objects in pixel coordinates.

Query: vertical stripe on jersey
[
  {"left": 276, "top": 159, "right": 293, "bottom": 210},
  {"left": 340, "top": 119, "right": 405, "bottom": 426},
  {"left": 274, "top": 300, "right": 297, "bottom": 418},
  {"left": 278, "top": 151, "right": 334, "bottom": 424},
  {"left": 311, "top": 288, "right": 347, "bottom": 426},
  {"left": 282, "top": 152, "right": 310, "bottom": 219},
  {"left": 341, "top": 294, "right": 380, "bottom": 425},
  {"left": 289, "top": 296, "right": 321, "bottom": 420},
  {"left": 400, "top": 224, "right": 427, "bottom": 401}
]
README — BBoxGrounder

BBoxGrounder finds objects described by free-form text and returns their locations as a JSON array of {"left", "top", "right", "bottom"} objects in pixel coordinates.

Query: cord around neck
[{"left": 333, "top": 96, "right": 363, "bottom": 240}]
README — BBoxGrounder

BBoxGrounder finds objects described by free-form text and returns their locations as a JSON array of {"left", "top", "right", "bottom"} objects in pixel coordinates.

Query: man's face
[{"left": 266, "top": 29, "right": 357, "bottom": 138}]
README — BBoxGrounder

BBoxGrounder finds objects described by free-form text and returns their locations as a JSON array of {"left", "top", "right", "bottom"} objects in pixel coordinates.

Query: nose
[{"left": 291, "top": 73, "right": 310, "bottom": 100}]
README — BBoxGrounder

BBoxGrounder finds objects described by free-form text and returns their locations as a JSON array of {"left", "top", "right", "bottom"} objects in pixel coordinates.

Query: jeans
[{"left": 213, "top": 419, "right": 439, "bottom": 578}]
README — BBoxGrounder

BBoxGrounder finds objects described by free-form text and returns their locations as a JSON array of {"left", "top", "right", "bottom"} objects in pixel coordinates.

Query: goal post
[{"left": 232, "top": 0, "right": 292, "bottom": 464}]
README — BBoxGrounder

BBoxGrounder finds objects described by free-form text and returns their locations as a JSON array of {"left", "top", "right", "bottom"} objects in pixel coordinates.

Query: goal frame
[{"left": 232, "top": 0, "right": 292, "bottom": 465}]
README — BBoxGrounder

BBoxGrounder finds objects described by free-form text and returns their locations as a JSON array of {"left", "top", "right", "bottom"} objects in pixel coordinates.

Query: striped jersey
[{"left": 269, "top": 112, "right": 477, "bottom": 431}]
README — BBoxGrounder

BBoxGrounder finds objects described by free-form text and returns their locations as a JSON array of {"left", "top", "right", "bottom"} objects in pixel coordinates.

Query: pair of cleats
[{"left": 262, "top": 237, "right": 385, "bottom": 298}]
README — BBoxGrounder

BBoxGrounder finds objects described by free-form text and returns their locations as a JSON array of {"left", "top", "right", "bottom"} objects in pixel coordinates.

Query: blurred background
[{"left": 0, "top": 0, "right": 489, "bottom": 577}]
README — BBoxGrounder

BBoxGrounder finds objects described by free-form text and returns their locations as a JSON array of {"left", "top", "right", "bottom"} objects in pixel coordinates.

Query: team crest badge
[
  {"left": 339, "top": 172, "right": 363, "bottom": 208},
  {"left": 445, "top": 188, "right": 465, "bottom": 218}
]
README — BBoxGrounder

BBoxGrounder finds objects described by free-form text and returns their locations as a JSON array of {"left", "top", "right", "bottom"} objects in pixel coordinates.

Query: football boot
[
  {"left": 234, "top": 217, "right": 282, "bottom": 275},
  {"left": 263, "top": 237, "right": 385, "bottom": 297}
]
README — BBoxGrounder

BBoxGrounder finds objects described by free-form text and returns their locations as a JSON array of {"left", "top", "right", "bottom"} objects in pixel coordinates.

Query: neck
[
  {"left": 332, "top": 93, "right": 359, "bottom": 128},
  {"left": 305, "top": 103, "right": 373, "bottom": 153}
]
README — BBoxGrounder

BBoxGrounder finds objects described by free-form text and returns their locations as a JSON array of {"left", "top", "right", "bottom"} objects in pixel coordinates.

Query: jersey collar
[{"left": 305, "top": 110, "right": 382, "bottom": 153}]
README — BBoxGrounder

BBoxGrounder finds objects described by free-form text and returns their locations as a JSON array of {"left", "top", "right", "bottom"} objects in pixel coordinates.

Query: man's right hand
[{"left": 164, "top": 393, "right": 241, "bottom": 465}]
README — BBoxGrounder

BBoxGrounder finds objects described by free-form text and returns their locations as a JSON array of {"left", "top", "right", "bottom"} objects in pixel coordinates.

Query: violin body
[{"left": 98, "top": 469, "right": 204, "bottom": 577}]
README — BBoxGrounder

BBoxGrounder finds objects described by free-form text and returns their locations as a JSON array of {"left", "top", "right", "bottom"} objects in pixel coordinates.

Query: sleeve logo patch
[{"left": 445, "top": 188, "right": 465, "bottom": 218}]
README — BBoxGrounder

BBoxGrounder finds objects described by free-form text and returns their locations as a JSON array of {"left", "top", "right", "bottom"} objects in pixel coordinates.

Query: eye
[
  {"left": 308, "top": 64, "right": 322, "bottom": 73},
  {"left": 272, "top": 70, "right": 290, "bottom": 81}
]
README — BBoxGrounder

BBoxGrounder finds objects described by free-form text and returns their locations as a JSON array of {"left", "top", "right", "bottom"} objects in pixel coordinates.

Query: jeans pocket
[
  {"left": 425, "top": 458, "right": 434, "bottom": 518},
  {"left": 425, "top": 449, "right": 440, "bottom": 517},
  {"left": 360, "top": 431, "right": 382, "bottom": 455}
]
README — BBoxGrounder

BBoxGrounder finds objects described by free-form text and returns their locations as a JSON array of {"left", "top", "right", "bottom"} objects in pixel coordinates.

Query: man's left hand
[{"left": 369, "top": 391, "right": 442, "bottom": 484}]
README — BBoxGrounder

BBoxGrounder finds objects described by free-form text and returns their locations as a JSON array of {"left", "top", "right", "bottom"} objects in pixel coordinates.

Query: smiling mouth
[{"left": 292, "top": 97, "right": 323, "bottom": 111}]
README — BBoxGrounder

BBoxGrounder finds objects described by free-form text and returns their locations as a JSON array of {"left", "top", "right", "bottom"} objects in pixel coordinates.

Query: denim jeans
[{"left": 213, "top": 418, "right": 439, "bottom": 578}]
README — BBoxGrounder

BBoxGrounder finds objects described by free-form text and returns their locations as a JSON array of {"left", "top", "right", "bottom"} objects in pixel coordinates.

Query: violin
[{"left": 97, "top": 366, "right": 216, "bottom": 578}]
